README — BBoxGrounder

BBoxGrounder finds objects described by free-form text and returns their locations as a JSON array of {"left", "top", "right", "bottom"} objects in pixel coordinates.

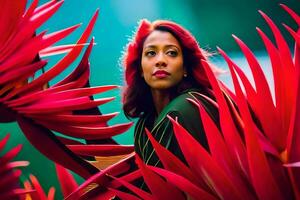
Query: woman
[{"left": 122, "top": 19, "right": 221, "bottom": 167}]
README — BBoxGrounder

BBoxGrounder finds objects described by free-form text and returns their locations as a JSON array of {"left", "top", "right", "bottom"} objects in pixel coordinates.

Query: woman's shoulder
[
  {"left": 163, "top": 88, "right": 214, "bottom": 116},
  {"left": 159, "top": 88, "right": 219, "bottom": 130},
  {"left": 171, "top": 88, "right": 208, "bottom": 107}
]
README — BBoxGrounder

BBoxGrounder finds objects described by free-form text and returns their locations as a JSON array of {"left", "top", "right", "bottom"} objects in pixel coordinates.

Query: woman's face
[{"left": 141, "top": 30, "right": 185, "bottom": 91}]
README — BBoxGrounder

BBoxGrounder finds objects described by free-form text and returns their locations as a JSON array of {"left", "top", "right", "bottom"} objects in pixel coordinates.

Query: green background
[{"left": 1, "top": 0, "right": 299, "bottom": 199}]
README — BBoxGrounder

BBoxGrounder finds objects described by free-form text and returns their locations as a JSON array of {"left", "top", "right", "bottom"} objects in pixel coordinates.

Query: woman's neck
[{"left": 151, "top": 89, "right": 171, "bottom": 115}]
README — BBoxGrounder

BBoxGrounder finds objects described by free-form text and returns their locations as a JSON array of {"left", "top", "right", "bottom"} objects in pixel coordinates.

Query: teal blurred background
[{"left": 1, "top": 0, "right": 299, "bottom": 198}]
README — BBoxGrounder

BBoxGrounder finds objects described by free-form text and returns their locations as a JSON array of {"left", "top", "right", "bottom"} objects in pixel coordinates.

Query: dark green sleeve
[
  {"left": 142, "top": 116, "right": 174, "bottom": 167},
  {"left": 134, "top": 92, "right": 219, "bottom": 167},
  {"left": 132, "top": 92, "right": 219, "bottom": 192},
  {"left": 165, "top": 101, "right": 213, "bottom": 164},
  {"left": 166, "top": 92, "right": 220, "bottom": 161},
  {"left": 166, "top": 110, "right": 206, "bottom": 163}
]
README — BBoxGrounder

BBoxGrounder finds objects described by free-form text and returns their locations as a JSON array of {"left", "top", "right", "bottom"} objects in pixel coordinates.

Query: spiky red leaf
[
  {"left": 135, "top": 155, "right": 186, "bottom": 200},
  {"left": 17, "top": 116, "right": 98, "bottom": 179},
  {"left": 201, "top": 59, "right": 249, "bottom": 177},
  {"left": 65, "top": 154, "right": 134, "bottom": 200},
  {"left": 148, "top": 166, "right": 217, "bottom": 200},
  {"left": 144, "top": 128, "right": 207, "bottom": 189},
  {"left": 68, "top": 144, "right": 134, "bottom": 156},
  {"left": 228, "top": 60, "right": 284, "bottom": 200},
  {"left": 108, "top": 188, "right": 142, "bottom": 200},
  {"left": 107, "top": 175, "right": 152, "bottom": 200},
  {"left": 168, "top": 115, "right": 243, "bottom": 199},
  {"left": 29, "top": 174, "right": 48, "bottom": 200},
  {"left": 55, "top": 164, "right": 79, "bottom": 198}
]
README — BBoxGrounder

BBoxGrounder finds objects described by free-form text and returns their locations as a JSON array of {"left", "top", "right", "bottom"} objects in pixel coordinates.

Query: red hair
[
  {"left": 122, "top": 19, "right": 217, "bottom": 118},
  {"left": 124, "top": 19, "right": 212, "bottom": 86}
]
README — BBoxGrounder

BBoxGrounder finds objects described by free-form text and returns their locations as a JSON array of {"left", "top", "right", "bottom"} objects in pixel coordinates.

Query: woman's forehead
[{"left": 143, "top": 30, "right": 181, "bottom": 49}]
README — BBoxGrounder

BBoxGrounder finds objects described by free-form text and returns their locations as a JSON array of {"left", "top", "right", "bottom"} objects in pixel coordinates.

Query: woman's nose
[{"left": 155, "top": 53, "right": 167, "bottom": 67}]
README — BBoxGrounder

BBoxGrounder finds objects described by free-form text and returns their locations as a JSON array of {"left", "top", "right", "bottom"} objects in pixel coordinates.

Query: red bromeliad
[
  {"left": 0, "top": 134, "right": 30, "bottom": 199},
  {"left": 73, "top": 3, "right": 300, "bottom": 200},
  {"left": 22, "top": 174, "right": 56, "bottom": 200},
  {"left": 0, "top": 0, "right": 133, "bottom": 182},
  {"left": 0, "top": 135, "right": 79, "bottom": 200},
  {"left": 1, "top": 1, "right": 300, "bottom": 200}
]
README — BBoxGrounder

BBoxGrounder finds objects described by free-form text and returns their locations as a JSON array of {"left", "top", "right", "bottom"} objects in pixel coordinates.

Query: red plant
[
  {"left": 0, "top": 132, "right": 83, "bottom": 200},
  {"left": 0, "top": 0, "right": 133, "bottom": 181},
  {"left": 68, "top": 3, "right": 300, "bottom": 200},
  {"left": 1, "top": 1, "right": 299, "bottom": 200},
  {"left": 0, "top": 134, "right": 30, "bottom": 199},
  {"left": 21, "top": 175, "right": 56, "bottom": 200},
  {"left": 20, "top": 164, "right": 79, "bottom": 200}
]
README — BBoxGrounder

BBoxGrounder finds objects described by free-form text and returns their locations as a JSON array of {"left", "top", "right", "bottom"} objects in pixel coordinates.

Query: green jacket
[{"left": 134, "top": 89, "right": 219, "bottom": 167}]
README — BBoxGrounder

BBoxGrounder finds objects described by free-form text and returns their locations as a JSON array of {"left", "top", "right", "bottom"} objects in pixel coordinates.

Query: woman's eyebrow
[
  {"left": 164, "top": 44, "right": 180, "bottom": 49},
  {"left": 143, "top": 45, "right": 157, "bottom": 49},
  {"left": 144, "top": 44, "right": 180, "bottom": 49}
]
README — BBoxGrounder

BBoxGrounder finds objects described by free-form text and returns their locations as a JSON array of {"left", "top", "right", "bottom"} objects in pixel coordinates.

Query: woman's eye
[
  {"left": 166, "top": 50, "right": 178, "bottom": 57},
  {"left": 145, "top": 51, "right": 156, "bottom": 57}
]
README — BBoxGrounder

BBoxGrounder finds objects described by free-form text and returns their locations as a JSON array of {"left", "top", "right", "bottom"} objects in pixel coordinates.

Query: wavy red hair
[
  {"left": 122, "top": 19, "right": 217, "bottom": 118},
  {"left": 124, "top": 19, "right": 213, "bottom": 85}
]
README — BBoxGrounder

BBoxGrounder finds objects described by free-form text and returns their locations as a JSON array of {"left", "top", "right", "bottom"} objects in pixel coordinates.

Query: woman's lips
[{"left": 153, "top": 70, "right": 170, "bottom": 78}]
